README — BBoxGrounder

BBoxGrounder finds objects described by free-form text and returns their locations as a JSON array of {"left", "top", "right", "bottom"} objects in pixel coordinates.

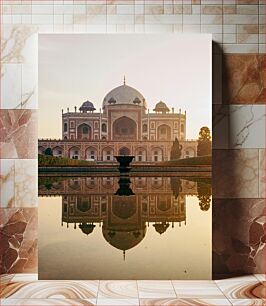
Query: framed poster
[{"left": 38, "top": 34, "right": 212, "bottom": 280}]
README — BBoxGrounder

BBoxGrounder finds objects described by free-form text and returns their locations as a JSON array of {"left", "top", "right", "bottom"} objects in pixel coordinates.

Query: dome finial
[
  {"left": 123, "top": 250, "right": 126, "bottom": 261},
  {"left": 123, "top": 75, "right": 126, "bottom": 85}
]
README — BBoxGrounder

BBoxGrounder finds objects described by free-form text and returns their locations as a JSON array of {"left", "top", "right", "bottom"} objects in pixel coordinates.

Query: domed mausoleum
[{"left": 38, "top": 78, "right": 198, "bottom": 161}]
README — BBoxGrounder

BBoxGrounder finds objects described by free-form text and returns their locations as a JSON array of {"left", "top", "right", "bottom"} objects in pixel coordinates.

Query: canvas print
[{"left": 38, "top": 34, "right": 212, "bottom": 280}]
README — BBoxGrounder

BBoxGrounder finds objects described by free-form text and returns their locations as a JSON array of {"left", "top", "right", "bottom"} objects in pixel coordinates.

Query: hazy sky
[{"left": 39, "top": 34, "right": 211, "bottom": 139}]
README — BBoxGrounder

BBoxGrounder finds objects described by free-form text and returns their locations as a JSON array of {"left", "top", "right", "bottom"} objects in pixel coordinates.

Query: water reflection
[{"left": 39, "top": 176, "right": 211, "bottom": 260}]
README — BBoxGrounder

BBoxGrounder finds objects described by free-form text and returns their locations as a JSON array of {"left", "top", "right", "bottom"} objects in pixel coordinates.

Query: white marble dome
[{"left": 103, "top": 83, "right": 147, "bottom": 109}]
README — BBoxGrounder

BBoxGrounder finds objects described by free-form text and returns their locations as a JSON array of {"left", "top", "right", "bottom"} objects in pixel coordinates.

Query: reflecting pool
[{"left": 38, "top": 176, "right": 211, "bottom": 280}]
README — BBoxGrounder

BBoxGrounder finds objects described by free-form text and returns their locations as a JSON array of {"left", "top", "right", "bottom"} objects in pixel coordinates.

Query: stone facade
[{"left": 38, "top": 82, "right": 198, "bottom": 162}]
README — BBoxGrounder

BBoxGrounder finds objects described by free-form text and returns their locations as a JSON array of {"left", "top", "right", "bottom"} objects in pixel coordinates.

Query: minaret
[{"left": 123, "top": 75, "right": 126, "bottom": 85}]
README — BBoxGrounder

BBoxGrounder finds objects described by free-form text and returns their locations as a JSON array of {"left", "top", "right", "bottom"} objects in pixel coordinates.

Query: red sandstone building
[{"left": 38, "top": 81, "right": 198, "bottom": 162}]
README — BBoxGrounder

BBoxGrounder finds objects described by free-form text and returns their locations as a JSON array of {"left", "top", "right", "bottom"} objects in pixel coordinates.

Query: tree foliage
[
  {"left": 197, "top": 126, "right": 211, "bottom": 156},
  {"left": 170, "top": 137, "right": 182, "bottom": 160},
  {"left": 44, "top": 147, "right": 53, "bottom": 156},
  {"left": 197, "top": 182, "right": 212, "bottom": 211}
]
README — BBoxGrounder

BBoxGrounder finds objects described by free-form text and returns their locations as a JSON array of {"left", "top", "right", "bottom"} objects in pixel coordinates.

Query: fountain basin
[{"left": 114, "top": 155, "right": 135, "bottom": 173}]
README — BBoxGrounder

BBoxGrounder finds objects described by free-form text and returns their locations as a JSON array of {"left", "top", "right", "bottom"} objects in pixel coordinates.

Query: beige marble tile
[
  {"left": 201, "top": 15, "right": 222, "bottom": 25},
  {"left": 223, "top": 44, "right": 258, "bottom": 53},
  {"left": 14, "top": 159, "right": 37, "bottom": 207},
  {"left": 144, "top": 5, "right": 164, "bottom": 15},
  {"left": 98, "top": 281, "right": 138, "bottom": 299},
  {"left": 237, "top": 4, "right": 259, "bottom": 14},
  {"left": 21, "top": 62, "right": 38, "bottom": 109},
  {"left": 237, "top": 25, "right": 259, "bottom": 34},
  {"left": 1, "top": 281, "right": 99, "bottom": 299},
  {"left": 201, "top": 5, "right": 223, "bottom": 14},
  {"left": 223, "top": 14, "right": 258, "bottom": 25},
  {"left": 96, "top": 299, "right": 139, "bottom": 305},
  {"left": 138, "top": 281, "right": 176, "bottom": 298},
  {"left": 1, "top": 25, "right": 38, "bottom": 65},
  {"left": 0, "top": 274, "right": 15, "bottom": 292},
  {"left": 0, "top": 299, "right": 96, "bottom": 305},
  {"left": 229, "top": 299, "right": 266, "bottom": 305},
  {"left": 0, "top": 159, "right": 15, "bottom": 208},
  {"left": 139, "top": 298, "right": 232, "bottom": 305},
  {"left": 229, "top": 105, "right": 265, "bottom": 149},
  {"left": 223, "top": 4, "right": 237, "bottom": 14},
  {"left": 0, "top": 64, "right": 22, "bottom": 109},
  {"left": 172, "top": 280, "right": 225, "bottom": 298},
  {"left": 237, "top": 33, "right": 259, "bottom": 44},
  {"left": 254, "top": 274, "right": 266, "bottom": 283},
  {"left": 11, "top": 274, "right": 38, "bottom": 282}
]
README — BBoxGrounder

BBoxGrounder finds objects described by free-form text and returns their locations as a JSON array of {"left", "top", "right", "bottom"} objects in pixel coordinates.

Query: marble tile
[
  {"left": 0, "top": 159, "right": 15, "bottom": 208},
  {"left": 11, "top": 274, "right": 38, "bottom": 282},
  {"left": 0, "top": 110, "right": 37, "bottom": 159},
  {"left": 14, "top": 160, "right": 37, "bottom": 207},
  {"left": 223, "top": 54, "right": 264, "bottom": 104},
  {"left": 0, "top": 64, "right": 22, "bottom": 109},
  {"left": 259, "top": 149, "right": 265, "bottom": 198},
  {"left": 1, "top": 25, "right": 38, "bottom": 65},
  {"left": 96, "top": 299, "right": 139, "bottom": 305},
  {"left": 229, "top": 105, "right": 265, "bottom": 149},
  {"left": 213, "top": 105, "right": 229, "bottom": 149},
  {"left": 213, "top": 53, "right": 223, "bottom": 104},
  {"left": 138, "top": 281, "right": 176, "bottom": 298},
  {"left": 1, "top": 281, "right": 99, "bottom": 299},
  {"left": 98, "top": 281, "right": 138, "bottom": 299},
  {"left": 202, "top": 5, "right": 223, "bottom": 15},
  {"left": 172, "top": 280, "right": 224, "bottom": 298},
  {"left": 237, "top": 25, "right": 259, "bottom": 34},
  {"left": 213, "top": 199, "right": 266, "bottom": 276},
  {"left": 139, "top": 298, "right": 232, "bottom": 305},
  {"left": 215, "top": 276, "right": 259, "bottom": 285},
  {"left": 21, "top": 63, "right": 38, "bottom": 109},
  {"left": 215, "top": 280, "right": 265, "bottom": 299},
  {"left": 0, "top": 299, "right": 97, "bottom": 305},
  {"left": 0, "top": 208, "right": 38, "bottom": 274},
  {"left": 213, "top": 150, "right": 259, "bottom": 198},
  {"left": 254, "top": 274, "right": 266, "bottom": 283},
  {"left": 222, "top": 44, "right": 259, "bottom": 54},
  {"left": 0, "top": 274, "right": 14, "bottom": 294},
  {"left": 229, "top": 299, "right": 266, "bottom": 305}
]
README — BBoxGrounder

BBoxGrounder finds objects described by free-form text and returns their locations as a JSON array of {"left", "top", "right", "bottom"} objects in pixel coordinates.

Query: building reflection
[{"left": 39, "top": 176, "right": 211, "bottom": 258}]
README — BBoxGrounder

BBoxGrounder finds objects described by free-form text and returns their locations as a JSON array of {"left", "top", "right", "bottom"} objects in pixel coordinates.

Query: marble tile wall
[{"left": 0, "top": 0, "right": 265, "bottom": 277}]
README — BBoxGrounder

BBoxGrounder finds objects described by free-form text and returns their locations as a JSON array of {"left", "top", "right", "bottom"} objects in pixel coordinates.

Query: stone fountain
[{"left": 114, "top": 155, "right": 135, "bottom": 174}]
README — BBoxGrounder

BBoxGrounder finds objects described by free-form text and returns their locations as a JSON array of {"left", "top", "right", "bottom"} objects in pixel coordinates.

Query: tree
[
  {"left": 197, "top": 182, "right": 211, "bottom": 211},
  {"left": 170, "top": 177, "right": 182, "bottom": 199},
  {"left": 197, "top": 126, "right": 211, "bottom": 156},
  {"left": 170, "top": 137, "right": 182, "bottom": 160},
  {"left": 44, "top": 147, "right": 53, "bottom": 156}
]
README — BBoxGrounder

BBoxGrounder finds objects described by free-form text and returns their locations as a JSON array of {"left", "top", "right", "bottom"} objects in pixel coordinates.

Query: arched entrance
[
  {"left": 119, "top": 147, "right": 130, "bottom": 156},
  {"left": 77, "top": 123, "right": 92, "bottom": 140},
  {"left": 69, "top": 146, "right": 80, "bottom": 159},
  {"left": 113, "top": 116, "right": 137, "bottom": 140},
  {"left": 102, "top": 147, "right": 114, "bottom": 161},
  {"left": 85, "top": 147, "right": 97, "bottom": 160},
  {"left": 157, "top": 124, "right": 171, "bottom": 141},
  {"left": 52, "top": 146, "right": 63, "bottom": 157},
  {"left": 151, "top": 147, "right": 163, "bottom": 162},
  {"left": 135, "top": 148, "right": 146, "bottom": 162}
]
